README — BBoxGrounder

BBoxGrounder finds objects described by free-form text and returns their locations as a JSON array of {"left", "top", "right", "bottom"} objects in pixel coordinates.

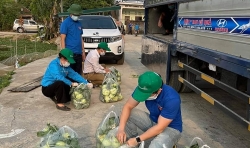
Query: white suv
[
  {"left": 13, "top": 19, "right": 44, "bottom": 33},
  {"left": 79, "top": 15, "right": 125, "bottom": 65}
]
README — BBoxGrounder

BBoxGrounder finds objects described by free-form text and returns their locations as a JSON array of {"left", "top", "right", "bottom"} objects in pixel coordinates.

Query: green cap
[
  {"left": 132, "top": 71, "right": 162, "bottom": 102},
  {"left": 67, "top": 4, "right": 82, "bottom": 15},
  {"left": 98, "top": 42, "right": 111, "bottom": 51},
  {"left": 60, "top": 48, "right": 75, "bottom": 64}
]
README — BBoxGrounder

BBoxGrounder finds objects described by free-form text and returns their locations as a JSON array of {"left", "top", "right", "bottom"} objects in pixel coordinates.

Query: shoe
[
  {"left": 162, "top": 32, "right": 169, "bottom": 35},
  {"left": 56, "top": 105, "right": 71, "bottom": 111},
  {"left": 50, "top": 96, "right": 57, "bottom": 104}
]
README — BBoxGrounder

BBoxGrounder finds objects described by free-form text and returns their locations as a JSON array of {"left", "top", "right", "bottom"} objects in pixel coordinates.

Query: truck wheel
[
  {"left": 180, "top": 71, "right": 196, "bottom": 93},
  {"left": 117, "top": 53, "right": 124, "bottom": 65},
  {"left": 169, "top": 71, "right": 183, "bottom": 92},
  {"left": 17, "top": 27, "right": 24, "bottom": 33}
]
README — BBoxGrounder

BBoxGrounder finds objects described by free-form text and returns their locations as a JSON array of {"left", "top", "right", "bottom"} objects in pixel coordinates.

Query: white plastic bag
[
  {"left": 38, "top": 125, "right": 80, "bottom": 148},
  {"left": 96, "top": 106, "right": 120, "bottom": 148},
  {"left": 119, "top": 141, "right": 145, "bottom": 148},
  {"left": 70, "top": 83, "right": 91, "bottom": 109},
  {"left": 100, "top": 78, "right": 123, "bottom": 103},
  {"left": 188, "top": 137, "right": 211, "bottom": 148}
]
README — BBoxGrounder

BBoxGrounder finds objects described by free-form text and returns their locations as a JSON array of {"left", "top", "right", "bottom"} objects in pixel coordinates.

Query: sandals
[{"left": 56, "top": 104, "right": 71, "bottom": 111}]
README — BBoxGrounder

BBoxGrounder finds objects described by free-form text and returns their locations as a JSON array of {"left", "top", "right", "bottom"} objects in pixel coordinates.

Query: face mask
[
  {"left": 62, "top": 61, "right": 70, "bottom": 67},
  {"left": 100, "top": 52, "right": 105, "bottom": 56},
  {"left": 71, "top": 15, "right": 79, "bottom": 21},
  {"left": 168, "top": 5, "right": 175, "bottom": 10},
  {"left": 147, "top": 94, "right": 158, "bottom": 100}
]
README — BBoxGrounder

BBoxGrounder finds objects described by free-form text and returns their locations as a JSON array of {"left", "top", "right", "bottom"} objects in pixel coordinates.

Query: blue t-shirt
[
  {"left": 60, "top": 16, "right": 83, "bottom": 54},
  {"left": 134, "top": 25, "right": 139, "bottom": 30},
  {"left": 41, "top": 58, "right": 88, "bottom": 87},
  {"left": 145, "top": 84, "right": 182, "bottom": 132}
]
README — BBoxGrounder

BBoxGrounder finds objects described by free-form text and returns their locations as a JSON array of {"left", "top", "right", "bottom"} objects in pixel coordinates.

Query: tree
[
  {"left": 0, "top": 0, "right": 22, "bottom": 31},
  {"left": 30, "top": 0, "right": 61, "bottom": 40},
  {"left": 17, "top": 0, "right": 32, "bottom": 8}
]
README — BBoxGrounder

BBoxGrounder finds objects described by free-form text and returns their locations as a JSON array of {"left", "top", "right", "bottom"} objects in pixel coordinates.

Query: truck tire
[
  {"left": 180, "top": 71, "right": 196, "bottom": 93},
  {"left": 169, "top": 71, "right": 183, "bottom": 92},
  {"left": 117, "top": 53, "right": 124, "bottom": 65}
]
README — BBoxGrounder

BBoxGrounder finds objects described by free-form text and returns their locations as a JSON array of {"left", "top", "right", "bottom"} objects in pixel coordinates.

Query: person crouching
[{"left": 41, "top": 48, "right": 93, "bottom": 111}]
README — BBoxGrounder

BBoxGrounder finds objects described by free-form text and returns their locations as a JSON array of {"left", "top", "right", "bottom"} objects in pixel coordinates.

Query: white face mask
[
  {"left": 62, "top": 61, "right": 70, "bottom": 67},
  {"left": 71, "top": 15, "right": 79, "bottom": 21},
  {"left": 147, "top": 94, "right": 158, "bottom": 100},
  {"left": 100, "top": 52, "right": 105, "bottom": 56}
]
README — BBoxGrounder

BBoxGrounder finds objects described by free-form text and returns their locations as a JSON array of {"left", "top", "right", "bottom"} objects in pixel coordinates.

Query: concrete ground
[{"left": 0, "top": 35, "right": 249, "bottom": 148}]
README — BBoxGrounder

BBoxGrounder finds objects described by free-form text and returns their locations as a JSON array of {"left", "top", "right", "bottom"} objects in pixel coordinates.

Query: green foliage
[
  {"left": 0, "top": 37, "right": 57, "bottom": 61},
  {"left": 0, "top": 71, "right": 15, "bottom": 94},
  {"left": 0, "top": 0, "right": 22, "bottom": 31},
  {"left": 17, "top": 0, "right": 32, "bottom": 8}
]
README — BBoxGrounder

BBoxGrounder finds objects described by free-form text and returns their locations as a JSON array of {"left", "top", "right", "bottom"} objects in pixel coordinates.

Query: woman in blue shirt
[{"left": 41, "top": 48, "right": 92, "bottom": 111}]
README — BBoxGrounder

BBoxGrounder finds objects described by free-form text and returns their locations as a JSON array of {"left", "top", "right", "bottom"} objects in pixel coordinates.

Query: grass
[
  {"left": 0, "top": 37, "right": 57, "bottom": 61},
  {"left": 0, "top": 71, "right": 15, "bottom": 94}
]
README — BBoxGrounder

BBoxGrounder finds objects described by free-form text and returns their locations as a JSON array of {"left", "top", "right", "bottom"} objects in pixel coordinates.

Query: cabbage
[
  {"left": 56, "top": 141, "right": 66, "bottom": 146},
  {"left": 102, "top": 139, "right": 111, "bottom": 146}
]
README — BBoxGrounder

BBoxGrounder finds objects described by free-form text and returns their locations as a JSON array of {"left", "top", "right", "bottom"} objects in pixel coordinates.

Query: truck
[{"left": 142, "top": 0, "right": 250, "bottom": 131}]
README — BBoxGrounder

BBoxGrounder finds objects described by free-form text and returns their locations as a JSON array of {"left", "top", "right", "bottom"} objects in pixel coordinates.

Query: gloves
[
  {"left": 71, "top": 82, "right": 79, "bottom": 87},
  {"left": 87, "top": 83, "right": 93, "bottom": 89}
]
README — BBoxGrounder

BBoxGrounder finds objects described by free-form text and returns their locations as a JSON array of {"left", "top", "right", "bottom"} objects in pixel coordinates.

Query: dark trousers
[
  {"left": 42, "top": 81, "right": 70, "bottom": 103},
  {"left": 162, "top": 18, "right": 174, "bottom": 32},
  {"left": 70, "top": 54, "right": 82, "bottom": 75}
]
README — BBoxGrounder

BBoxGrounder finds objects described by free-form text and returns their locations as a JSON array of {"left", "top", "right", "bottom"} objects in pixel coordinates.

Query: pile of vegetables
[
  {"left": 70, "top": 83, "right": 91, "bottom": 109},
  {"left": 37, "top": 124, "right": 80, "bottom": 148},
  {"left": 100, "top": 78, "right": 123, "bottom": 103},
  {"left": 96, "top": 108, "right": 120, "bottom": 148},
  {"left": 109, "top": 67, "right": 121, "bottom": 84}
]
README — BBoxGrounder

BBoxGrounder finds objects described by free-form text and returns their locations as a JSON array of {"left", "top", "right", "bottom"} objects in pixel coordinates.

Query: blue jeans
[{"left": 123, "top": 108, "right": 181, "bottom": 148}]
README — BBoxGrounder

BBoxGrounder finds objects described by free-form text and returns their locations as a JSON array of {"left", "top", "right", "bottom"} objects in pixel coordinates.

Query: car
[
  {"left": 78, "top": 15, "right": 125, "bottom": 65},
  {"left": 13, "top": 19, "right": 44, "bottom": 33}
]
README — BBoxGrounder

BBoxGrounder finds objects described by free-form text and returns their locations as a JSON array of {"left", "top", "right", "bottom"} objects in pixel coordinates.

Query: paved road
[{"left": 0, "top": 35, "right": 249, "bottom": 148}]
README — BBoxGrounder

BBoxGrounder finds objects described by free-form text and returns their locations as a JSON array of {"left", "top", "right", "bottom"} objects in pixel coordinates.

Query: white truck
[{"left": 142, "top": 0, "right": 250, "bottom": 130}]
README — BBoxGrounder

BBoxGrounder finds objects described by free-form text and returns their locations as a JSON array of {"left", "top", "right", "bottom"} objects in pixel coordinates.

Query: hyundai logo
[{"left": 217, "top": 19, "right": 227, "bottom": 28}]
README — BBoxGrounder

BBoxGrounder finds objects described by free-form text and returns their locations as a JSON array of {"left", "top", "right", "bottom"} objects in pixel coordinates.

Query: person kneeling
[
  {"left": 83, "top": 42, "right": 111, "bottom": 86},
  {"left": 116, "top": 71, "right": 182, "bottom": 148},
  {"left": 41, "top": 48, "right": 93, "bottom": 111}
]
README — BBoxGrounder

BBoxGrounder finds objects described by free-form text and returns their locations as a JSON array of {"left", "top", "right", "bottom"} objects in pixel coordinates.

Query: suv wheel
[
  {"left": 17, "top": 27, "right": 24, "bottom": 33},
  {"left": 39, "top": 27, "right": 44, "bottom": 32},
  {"left": 117, "top": 53, "right": 124, "bottom": 65}
]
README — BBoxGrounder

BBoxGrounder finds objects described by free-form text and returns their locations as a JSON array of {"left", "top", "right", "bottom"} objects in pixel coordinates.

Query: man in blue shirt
[
  {"left": 60, "top": 4, "right": 85, "bottom": 75},
  {"left": 41, "top": 48, "right": 93, "bottom": 111},
  {"left": 117, "top": 71, "right": 182, "bottom": 147},
  {"left": 134, "top": 23, "right": 140, "bottom": 35}
]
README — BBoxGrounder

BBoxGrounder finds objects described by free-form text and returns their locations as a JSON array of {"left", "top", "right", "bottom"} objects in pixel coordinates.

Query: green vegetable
[
  {"left": 102, "top": 139, "right": 111, "bottom": 146},
  {"left": 37, "top": 123, "right": 58, "bottom": 137},
  {"left": 56, "top": 141, "right": 66, "bottom": 146},
  {"left": 190, "top": 143, "right": 199, "bottom": 148},
  {"left": 62, "top": 133, "right": 70, "bottom": 139}
]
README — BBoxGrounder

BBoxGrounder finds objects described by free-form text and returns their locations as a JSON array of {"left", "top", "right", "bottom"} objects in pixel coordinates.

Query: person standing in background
[{"left": 60, "top": 4, "right": 85, "bottom": 75}]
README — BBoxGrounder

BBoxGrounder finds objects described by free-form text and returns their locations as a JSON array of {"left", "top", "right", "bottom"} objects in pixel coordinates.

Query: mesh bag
[
  {"left": 100, "top": 77, "right": 123, "bottom": 103},
  {"left": 70, "top": 83, "right": 91, "bottom": 109},
  {"left": 187, "top": 137, "right": 211, "bottom": 148},
  {"left": 105, "top": 72, "right": 118, "bottom": 82},
  {"left": 38, "top": 125, "right": 80, "bottom": 148},
  {"left": 96, "top": 106, "right": 120, "bottom": 148},
  {"left": 109, "top": 66, "right": 121, "bottom": 84}
]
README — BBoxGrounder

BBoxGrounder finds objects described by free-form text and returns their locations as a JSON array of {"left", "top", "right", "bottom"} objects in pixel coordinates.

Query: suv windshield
[{"left": 79, "top": 16, "right": 117, "bottom": 29}]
